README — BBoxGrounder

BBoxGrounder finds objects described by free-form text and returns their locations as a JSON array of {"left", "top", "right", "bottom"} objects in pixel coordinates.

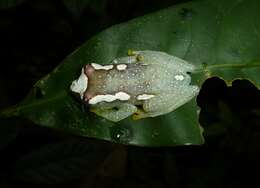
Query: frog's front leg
[
  {"left": 134, "top": 85, "right": 199, "bottom": 120},
  {"left": 90, "top": 102, "right": 137, "bottom": 122}
]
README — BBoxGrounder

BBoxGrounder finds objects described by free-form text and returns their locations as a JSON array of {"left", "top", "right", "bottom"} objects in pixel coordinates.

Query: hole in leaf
[{"left": 197, "top": 77, "right": 260, "bottom": 139}]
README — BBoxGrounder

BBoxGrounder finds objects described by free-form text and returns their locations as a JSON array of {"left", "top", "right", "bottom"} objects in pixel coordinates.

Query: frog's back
[
  {"left": 100, "top": 62, "right": 173, "bottom": 96},
  {"left": 81, "top": 50, "right": 194, "bottom": 104},
  {"left": 70, "top": 50, "right": 199, "bottom": 122}
]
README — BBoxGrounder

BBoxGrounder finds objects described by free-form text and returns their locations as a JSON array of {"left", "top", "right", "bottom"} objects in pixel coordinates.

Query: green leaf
[{"left": 1, "top": 0, "right": 260, "bottom": 146}]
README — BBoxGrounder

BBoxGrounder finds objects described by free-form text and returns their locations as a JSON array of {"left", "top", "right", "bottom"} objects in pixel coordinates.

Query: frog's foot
[
  {"left": 90, "top": 102, "right": 137, "bottom": 122},
  {"left": 132, "top": 108, "right": 149, "bottom": 120}
]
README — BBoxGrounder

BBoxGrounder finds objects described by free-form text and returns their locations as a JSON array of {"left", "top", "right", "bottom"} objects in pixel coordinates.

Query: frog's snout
[{"left": 70, "top": 67, "right": 89, "bottom": 100}]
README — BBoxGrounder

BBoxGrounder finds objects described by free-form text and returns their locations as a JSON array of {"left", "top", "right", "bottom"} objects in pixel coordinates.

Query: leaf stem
[{"left": 193, "top": 60, "right": 260, "bottom": 73}]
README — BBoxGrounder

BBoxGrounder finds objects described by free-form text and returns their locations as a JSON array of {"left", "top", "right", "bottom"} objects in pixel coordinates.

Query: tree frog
[{"left": 70, "top": 50, "right": 199, "bottom": 122}]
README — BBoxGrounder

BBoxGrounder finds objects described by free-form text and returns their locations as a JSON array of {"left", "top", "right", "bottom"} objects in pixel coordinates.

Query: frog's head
[{"left": 70, "top": 64, "right": 94, "bottom": 100}]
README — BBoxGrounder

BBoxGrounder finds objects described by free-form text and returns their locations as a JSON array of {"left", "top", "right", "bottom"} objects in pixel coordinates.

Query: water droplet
[
  {"left": 151, "top": 131, "right": 159, "bottom": 138},
  {"left": 179, "top": 8, "right": 194, "bottom": 20},
  {"left": 109, "top": 124, "right": 133, "bottom": 144},
  {"left": 40, "top": 80, "right": 45, "bottom": 85},
  {"left": 172, "top": 138, "right": 177, "bottom": 144},
  {"left": 34, "top": 86, "right": 45, "bottom": 99},
  {"left": 229, "top": 47, "right": 241, "bottom": 58}
]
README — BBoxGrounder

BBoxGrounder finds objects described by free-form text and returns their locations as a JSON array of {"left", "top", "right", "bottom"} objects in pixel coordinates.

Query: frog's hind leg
[
  {"left": 134, "top": 86, "right": 198, "bottom": 120},
  {"left": 90, "top": 102, "right": 137, "bottom": 122},
  {"left": 132, "top": 95, "right": 172, "bottom": 120}
]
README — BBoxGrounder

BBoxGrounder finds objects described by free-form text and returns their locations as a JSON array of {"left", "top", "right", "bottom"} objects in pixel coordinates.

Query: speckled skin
[{"left": 72, "top": 50, "right": 199, "bottom": 122}]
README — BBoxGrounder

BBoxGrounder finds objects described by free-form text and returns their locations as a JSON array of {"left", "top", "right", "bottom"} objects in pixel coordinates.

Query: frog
[{"left": 70, "top": 50, "right": 199, "bottom": 122}]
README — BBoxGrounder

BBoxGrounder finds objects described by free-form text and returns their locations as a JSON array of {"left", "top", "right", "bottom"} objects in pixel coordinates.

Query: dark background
[{"left": 0, "top": 0, "right": 260, "bottom": 187}]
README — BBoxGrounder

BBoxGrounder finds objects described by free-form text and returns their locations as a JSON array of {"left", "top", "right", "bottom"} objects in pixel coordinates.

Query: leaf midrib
[
  {"left": 194, "top": 60, "right": 260, "bottom": 73},
  {"left": 0, "top": 92, "right": 67, "bottom": 118}
]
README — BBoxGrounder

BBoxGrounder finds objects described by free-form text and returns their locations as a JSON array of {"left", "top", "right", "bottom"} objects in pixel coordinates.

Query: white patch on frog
[
  {"left": 89, "top": 91, "right": 130, "bottom": 105},
  {"left": 137, "top": 94, "right": 155, "bottom": 100},
  {"left": 70, "top": 68, "right": 88, "bottom": 99},
  {"left": 116, "top": 91, "right": 130, "bottom": 100},
  {"left": 116, "top": 64, "right": 127, "bottom": 70},
  {"left": 91, "top": 63, "right": 113, "bottom": 70},
  {"left": 174, "top": 75, "right": 184, "bottom": 81}
]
